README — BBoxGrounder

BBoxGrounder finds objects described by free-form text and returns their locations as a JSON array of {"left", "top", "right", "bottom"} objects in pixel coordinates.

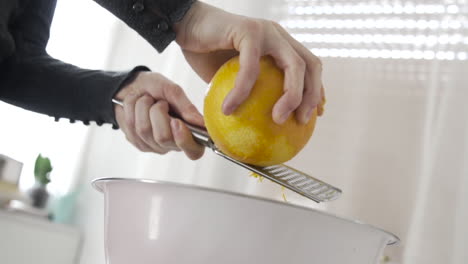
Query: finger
[
  {"left": 122, "top": 93, "right": 139, "bottom": 133},
  {"left": 317, "top": 86, "right": 325, "bottom": 116},
  {"left": 114, "top": 102, "right": 126, "bottom": 129},
  {"left": 295, "top": 62, "right": 322, "bottom": 124},
  {"left": 274, "top": 23, "right": 323, "bottom": 123},
  {"left": 155, "top": 78, "right": 205, "bottom": 127},
  {"left": 222, "top": 34, "right": 261, "bottom": 115},
  {"left": 171, "top": 118, "right": 205, "bottom": 160},
  {"left": 137, "top": 73, "right": 204, "bottom": 127},
  {"left": 149, "top": 101, "right": 179, "bottom": 150},
  {"left": 135, "top": 95, "right": 160, "bottom": 150},
  {"left": 269, "top": 39, "right": 305, "bottom": 124},
  {"left": 122, "top": 94, "right": 154, "bottom": 152},
  {"left": 115, "top": 103, "right": 136, "bottom": 146}
]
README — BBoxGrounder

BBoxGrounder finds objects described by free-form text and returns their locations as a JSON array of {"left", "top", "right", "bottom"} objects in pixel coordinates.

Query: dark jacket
[{"left": 0, "top": 0, "right": 194, "bottom": 128}]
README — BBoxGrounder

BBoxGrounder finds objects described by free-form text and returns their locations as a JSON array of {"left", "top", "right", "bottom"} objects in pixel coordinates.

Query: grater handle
[
  {"left": 112, "top": 99, "right": 214, "bottom": 148},
  {"left": 183, "top": 123, "right": 213, "bottom": 148}
]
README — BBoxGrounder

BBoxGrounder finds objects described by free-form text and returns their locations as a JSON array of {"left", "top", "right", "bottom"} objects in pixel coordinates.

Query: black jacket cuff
[{"left": 94, "top": 0, "right": 196, "bottom": 52}]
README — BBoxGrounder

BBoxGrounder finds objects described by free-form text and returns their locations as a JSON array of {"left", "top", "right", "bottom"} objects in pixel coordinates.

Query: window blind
[{"left": 280, "top": 0, "right": 468, "bottom": 60}]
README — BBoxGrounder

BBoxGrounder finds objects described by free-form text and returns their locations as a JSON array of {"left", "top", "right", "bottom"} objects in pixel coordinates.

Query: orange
[{"left": 204, "top": 56, "right": 323, "bottom": 166}]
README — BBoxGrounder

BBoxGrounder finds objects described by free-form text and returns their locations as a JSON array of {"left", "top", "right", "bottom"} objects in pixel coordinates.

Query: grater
[{"left": 113, "top": 99, "right": 341, "bottom": 203}]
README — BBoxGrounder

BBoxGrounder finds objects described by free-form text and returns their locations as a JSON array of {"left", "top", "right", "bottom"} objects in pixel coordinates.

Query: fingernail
[
  {"left": 222, "top": 103, "right": 234, "bottom": 116},
  {"left": 303, "top": 108, "right": 313, "bottom": 123},
  {"left": 276, "top": 111, "right": 290, "bottom": 124}
]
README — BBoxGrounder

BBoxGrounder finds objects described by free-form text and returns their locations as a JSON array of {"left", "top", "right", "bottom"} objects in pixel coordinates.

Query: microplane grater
[{"left": 113, "top": 99, "right": 341, "bottom": 203}]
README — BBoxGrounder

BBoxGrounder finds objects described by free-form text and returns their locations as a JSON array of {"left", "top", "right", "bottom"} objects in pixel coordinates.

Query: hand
[
  {"left": 114, "top": 71, "right": 205, "bottom": 160},
  {"left": 174, "top": 2, "right": 325, "bottom": 124}
]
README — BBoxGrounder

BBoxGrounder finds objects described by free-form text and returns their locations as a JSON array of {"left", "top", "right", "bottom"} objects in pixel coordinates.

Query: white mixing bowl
[{"left": 93, "top": 178, "right": 398, "bottom": 264}]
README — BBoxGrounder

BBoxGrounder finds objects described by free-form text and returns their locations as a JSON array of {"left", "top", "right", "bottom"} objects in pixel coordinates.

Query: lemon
[{"left": 204, "top": 56, "right": 322, "bottom": 166}]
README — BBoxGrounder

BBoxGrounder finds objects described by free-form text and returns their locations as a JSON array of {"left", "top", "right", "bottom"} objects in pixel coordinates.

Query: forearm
[
  {"left": 93, "top": 0, "right": 195, "bottom": 52},
  {"left": 0, "top": 52, "right": 149, "bottom": 127}
]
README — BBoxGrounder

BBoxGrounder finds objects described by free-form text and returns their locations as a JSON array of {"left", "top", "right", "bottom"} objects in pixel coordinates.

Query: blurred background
[{"left": 1, "top": 0, "right": 467, "bottom": 263}]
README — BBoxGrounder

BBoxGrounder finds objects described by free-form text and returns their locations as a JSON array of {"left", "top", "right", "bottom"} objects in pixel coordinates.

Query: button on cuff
[
  {"left": 132, "top": 1, "right": 145, "bottom": 13},
  {"left": 156, "top": 20, "right": 169, "bottom": 32}
]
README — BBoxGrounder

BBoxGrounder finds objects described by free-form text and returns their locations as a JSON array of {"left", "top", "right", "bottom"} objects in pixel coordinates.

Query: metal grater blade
[
  {"left": 112, "top": 98, "right": 342, "bottom": 203},
  {"left": 214, "top": 150, "right": 342, "bottom": 203}
]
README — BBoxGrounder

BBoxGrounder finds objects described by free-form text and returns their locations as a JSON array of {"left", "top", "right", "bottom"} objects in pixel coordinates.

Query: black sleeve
[
  {"left": 93, "top": 0, "right": 196, "bottom": 52},
  {"left": 0, "top": 0, "right": 149, "bottom": 128},
  {"left": 0, "top": 54, "right": 149, "bottom": 128}
]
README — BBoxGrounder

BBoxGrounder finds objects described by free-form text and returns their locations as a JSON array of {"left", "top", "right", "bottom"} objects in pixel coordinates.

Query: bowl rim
[{"left": 92, "top": 177, "right": 400, "bottom": 246}]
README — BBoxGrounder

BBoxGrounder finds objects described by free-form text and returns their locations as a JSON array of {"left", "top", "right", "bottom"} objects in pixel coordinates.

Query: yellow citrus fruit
[{"left": 204, "top": 56, "right": 323, "bottom": 166}]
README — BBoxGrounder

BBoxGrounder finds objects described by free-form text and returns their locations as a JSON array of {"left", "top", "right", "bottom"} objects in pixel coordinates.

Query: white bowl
[{"left": 93, "top": 178, "right": 398, "bottom": 264}]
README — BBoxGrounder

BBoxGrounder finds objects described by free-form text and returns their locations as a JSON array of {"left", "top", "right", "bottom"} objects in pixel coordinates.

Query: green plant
[{"left": 34, "top": 154, "right": 52, "bottom": 186}]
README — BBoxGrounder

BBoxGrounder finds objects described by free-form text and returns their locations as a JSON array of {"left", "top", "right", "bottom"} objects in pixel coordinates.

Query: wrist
[
  {"left": 174, "top": 1, "right": 201, "bottom": 48},
  {"left": 114, "top": 69, "right": 148, "bottom": 101}
]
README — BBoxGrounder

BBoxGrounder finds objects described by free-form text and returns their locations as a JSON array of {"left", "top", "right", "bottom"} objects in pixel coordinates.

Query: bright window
[
  {"left": 281, "top": 0, "right": 468, "bottom": 60},
  {"left": 0, "top": 0, "right": 117, "bottom": 195}
]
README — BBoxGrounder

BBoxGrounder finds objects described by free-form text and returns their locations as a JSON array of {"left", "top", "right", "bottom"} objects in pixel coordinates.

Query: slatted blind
[{"left": 279, "top": 0, "right": 468, "bottom": 60}]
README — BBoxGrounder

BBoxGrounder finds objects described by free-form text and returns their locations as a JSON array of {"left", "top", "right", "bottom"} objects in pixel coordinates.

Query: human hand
[
  {"left": 174, "top": 1, "right": 325, "bottom": 125},
  {"left": 114, "top": 71, "right": 205, "bottom": 160}
]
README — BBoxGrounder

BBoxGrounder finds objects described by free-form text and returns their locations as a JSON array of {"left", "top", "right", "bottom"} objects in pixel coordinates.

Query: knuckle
[
  {"left": 243, "top": 19, "right": 262, "bottom": 32},
  {"left": 244, "top": 19, "right": 260, "bottom": 31},
  {"left": 151, "top": 72, "right": 164, "bottom": 80},
  {"left": 155, "top": 101, "right": 169, "bottom": 112},
  {"left": 271, "top": 20, "right": 283, "bottom": 30},
  {"left": 135, "top": 124, "right": 152, "bottom": 138},
  {"left": 138, "top": 95, "right": 153, "bottom": 105},
  {"left": 312, "top": 57, "right": 323, "bottom": 71},
  {"left": 145, "top": 72, "right": 163, "bottom": 84},
  {"left": 305, "top": 93, "right": 320, "bottom": 106},
  {"left": 286, "top": 55, "right": 306, "bottom": 73},
  {"left": 294, "top": 56, "right": 306, "bottom": 70},
  {"left": 154, "top": 132, "right": 172, "bottom": 146},
  {"left": 164, "top": 83, "right": 185, "bottom": 100},
  {"left": 123, "top": 94, "right": 137, "bottom": 105}
]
